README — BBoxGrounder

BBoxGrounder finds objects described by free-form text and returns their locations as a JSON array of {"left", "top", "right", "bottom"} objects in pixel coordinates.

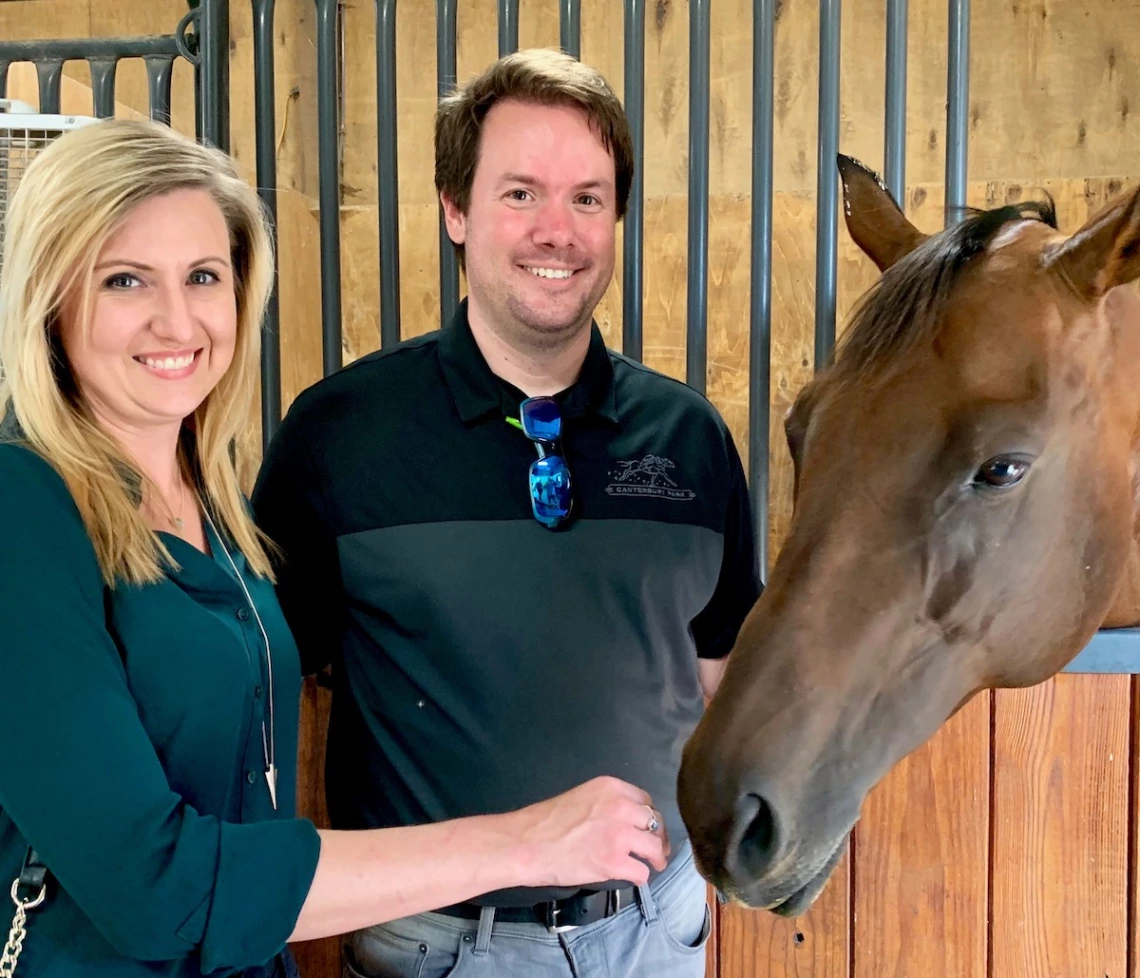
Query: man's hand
[
  {"left": 507, "top": 776, "right": 670, "bottom": 889},
  {"left": 698, "top": 656, "right": 728, "bottom": 703}
]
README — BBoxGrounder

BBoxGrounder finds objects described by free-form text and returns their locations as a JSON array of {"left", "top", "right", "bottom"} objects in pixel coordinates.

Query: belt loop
[
  {"left": 473, "top": 906, "right": 494, "bottom": 955},
  {"left": 636, "top": 882, "right": 657, "bottom": 925}
]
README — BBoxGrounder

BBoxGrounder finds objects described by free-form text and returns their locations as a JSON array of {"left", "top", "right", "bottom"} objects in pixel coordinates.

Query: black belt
[{"left": 436, "top": 886, "right": 637, "bottom": 932}]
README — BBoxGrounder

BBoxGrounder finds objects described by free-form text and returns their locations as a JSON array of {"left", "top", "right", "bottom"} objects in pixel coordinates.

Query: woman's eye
[
  {"left": 104, "top": 273, "right": 140, "bottom": 289},
  {"left": 973, "top": 455, "right": 1031, "bottom": 489},
  {"left": 189, "top": 268, "right": 220, "bottom": 285}
]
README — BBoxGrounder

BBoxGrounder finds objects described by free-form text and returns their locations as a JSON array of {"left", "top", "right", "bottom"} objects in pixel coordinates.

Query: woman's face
[{"left": 59, "top": 188, "right": 238, "bottom": 436}]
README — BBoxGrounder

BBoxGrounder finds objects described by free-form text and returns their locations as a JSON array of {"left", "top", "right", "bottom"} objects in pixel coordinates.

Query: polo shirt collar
[{"left": 438, "top": 299, "right": 618, "bottom": 425}]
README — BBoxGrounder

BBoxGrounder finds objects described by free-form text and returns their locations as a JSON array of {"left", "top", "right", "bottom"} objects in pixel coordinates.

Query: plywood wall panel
[{"left": 992, "top": 676, "right": 1132, "bottom": 978}]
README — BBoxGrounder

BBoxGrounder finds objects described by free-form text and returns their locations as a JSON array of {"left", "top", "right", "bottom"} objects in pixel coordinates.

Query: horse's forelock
[{"left": 834, "top": 197, "right": 1058, "bottom": 378}]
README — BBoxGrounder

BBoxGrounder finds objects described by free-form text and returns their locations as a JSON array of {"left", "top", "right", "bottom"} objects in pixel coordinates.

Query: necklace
[
  {"left": 203, "top": 508, "right": 278, "bottom": 810},
  {"left": 171, "top": 478, "right": 186, "bottom": 532},
  {"left": 149, "top": 476, "right": 186, "bottom": 533}
]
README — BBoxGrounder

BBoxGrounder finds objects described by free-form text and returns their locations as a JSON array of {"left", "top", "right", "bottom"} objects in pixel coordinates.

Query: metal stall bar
[
  {"left": 686, "top": 0, "right": 710, "bottom": 394},
  {"left": 499, "top": 0, "right": 520, "bottom": 58},
  {"left": 88, "top": 58, "right": 117, "bottom": 118},
  {"left": 884, "top": 0, "right": 907, "bottom": 204},
  {"left": 750, "top": 0, "right": 775, "bottom": 584},
  {"left": 253, "top": 0, "right": 282, "bottom": 447},
  {"left": 814, "top": 0, "right": 840, "bottom": 370},
  {"left": 144, "top": 56, "right": 175, "bottom": 124},
  {"left": 945, "top": 0, "right": 970, "bottom": 225},
  {"left": 36, "top": 60, "right": 63, "bottom": 114},
  {"left": 560, "top": 0, "right": 581, "bottom": 59},
  {"left": 436, "top": 0, "right": 460, "bottom": 327},
  {"left": 175, "top": 6, "right": 203, "bottom": 139},
  {"left": 315, "top": 0, "right": 343, "bottom": 375},
  {"left": 199, "top": 0, "right": 230, "bottom": 151},
  {"left": 377, "top": 0, "right": 402, "bottom": 348},
  {"left": 0, "top": 36, "right": 183, "bottom": 120},
  {"left": 622, "top": 0, "right": 645, "bottom": 363},
  {"left": 0, "top": 36, "right": 182, "bottom": 63}
]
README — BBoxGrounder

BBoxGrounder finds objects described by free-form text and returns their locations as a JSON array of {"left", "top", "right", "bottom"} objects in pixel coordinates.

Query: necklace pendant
[
  {"left": 173, "top": 517, "right": 184, "bottom": 531},
  {"left": 266, "top": 764, "right": 278, "bottom": 810}
]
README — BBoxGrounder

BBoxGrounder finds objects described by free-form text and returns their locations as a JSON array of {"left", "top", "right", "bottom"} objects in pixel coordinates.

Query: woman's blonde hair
[{"left": 0, "top": 117, "right": 276, "bottom": 585}]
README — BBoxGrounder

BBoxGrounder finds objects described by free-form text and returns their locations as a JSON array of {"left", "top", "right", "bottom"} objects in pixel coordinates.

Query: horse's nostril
[
  {"left": 731, "top": 793, "right": 779, "bottom": 879},
  {"left": 742, "top": 794, "right": 774, "bottom": 849}
]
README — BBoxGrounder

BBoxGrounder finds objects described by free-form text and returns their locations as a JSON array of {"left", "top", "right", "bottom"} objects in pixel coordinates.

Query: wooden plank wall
[{"left": 2, "top": 1, "right": 1138, "bottom": 976}]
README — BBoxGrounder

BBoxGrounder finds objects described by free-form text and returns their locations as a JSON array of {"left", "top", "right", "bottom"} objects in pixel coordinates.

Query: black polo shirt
[{"left": 252, "top": 301, "right": 760, "bottom": 904}]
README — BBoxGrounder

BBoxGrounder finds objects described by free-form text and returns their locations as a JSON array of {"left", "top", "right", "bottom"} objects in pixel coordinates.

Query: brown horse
[{"left": 677, "top": 155, "right": 1140, "bottom": 917}]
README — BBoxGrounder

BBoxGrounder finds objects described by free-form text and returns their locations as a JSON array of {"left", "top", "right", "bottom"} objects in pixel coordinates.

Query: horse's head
[{"left": 678, "top": 156, "right": 1140, "bottom": 916}]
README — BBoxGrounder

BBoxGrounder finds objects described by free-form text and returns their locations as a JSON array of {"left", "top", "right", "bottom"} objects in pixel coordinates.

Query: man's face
[{"left": 442, "top": 98, "right": 618, "bottom": 352}]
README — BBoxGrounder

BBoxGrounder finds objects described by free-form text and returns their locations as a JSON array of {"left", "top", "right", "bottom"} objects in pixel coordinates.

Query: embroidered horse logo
[
  {"left": 606, "top": 455, "right": 695, "bottom": 500},
  {"left": 613, "top": 455, "right": 679, "bottom": 487}
]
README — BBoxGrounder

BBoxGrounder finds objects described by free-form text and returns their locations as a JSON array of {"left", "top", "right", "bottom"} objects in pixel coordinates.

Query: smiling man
[{"left": 253, "top": 49, "right": 760, "bottom": 978}]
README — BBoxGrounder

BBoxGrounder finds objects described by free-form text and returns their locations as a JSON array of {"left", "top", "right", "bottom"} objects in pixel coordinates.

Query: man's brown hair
[{"left": 435, "top": 48, "right": 634, "bottom": 263}]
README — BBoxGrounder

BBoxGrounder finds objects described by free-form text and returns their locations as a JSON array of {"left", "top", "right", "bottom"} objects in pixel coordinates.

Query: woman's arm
[{"left": 291, "top": 775, "right": 669, "bottom": 942}]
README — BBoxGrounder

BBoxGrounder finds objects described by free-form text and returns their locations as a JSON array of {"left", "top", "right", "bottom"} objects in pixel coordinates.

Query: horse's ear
[
  {"left": 1046, "top": 185, "right": 1140, "bottom": 300},
  {"left": 837, "top": 154, "right": 928, "bottom": 272}
]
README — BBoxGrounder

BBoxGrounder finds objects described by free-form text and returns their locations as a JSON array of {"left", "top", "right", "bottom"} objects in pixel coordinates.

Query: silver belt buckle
[
  {"left": 545, "top": 904, "right": 580, "bottom": 934},
  {"left": 545, "top": 888, "right": 623, "bottom": 934}
]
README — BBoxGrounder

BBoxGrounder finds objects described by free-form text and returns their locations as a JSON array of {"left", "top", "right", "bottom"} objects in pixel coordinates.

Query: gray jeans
[{"left": 343, "top": 843, "right": 711, "bottom": 978}]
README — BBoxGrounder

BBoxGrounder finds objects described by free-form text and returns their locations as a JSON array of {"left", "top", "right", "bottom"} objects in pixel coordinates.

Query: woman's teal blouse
[{"left": 0, "top": 441, "right": 321, "bottom": 977}]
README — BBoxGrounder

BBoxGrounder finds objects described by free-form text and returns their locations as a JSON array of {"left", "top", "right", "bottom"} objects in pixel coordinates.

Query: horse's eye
[{"left": 974, "top": 455, "right": 1030, "bottom": 489}]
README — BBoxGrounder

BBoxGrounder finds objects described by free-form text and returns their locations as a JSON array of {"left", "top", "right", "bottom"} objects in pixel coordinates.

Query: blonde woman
[{"left": 0, "top": 118, "right": 668, "bottom": 978}]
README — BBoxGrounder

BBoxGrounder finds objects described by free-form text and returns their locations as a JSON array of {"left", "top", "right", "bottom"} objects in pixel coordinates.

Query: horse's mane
[{"left": 835, "top": 197, "right": 1059, "bottom": 376}]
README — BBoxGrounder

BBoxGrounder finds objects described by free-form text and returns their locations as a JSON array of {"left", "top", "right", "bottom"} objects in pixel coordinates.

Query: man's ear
[
  {"left": 837, "top": 154, "right": 928, "bottom": 272},
  {"left": 1045, "top": 184, "right": 1140, "bottom": 300},
  {"left": 440, "top": 192, "right": 467, "bottom": 246}
]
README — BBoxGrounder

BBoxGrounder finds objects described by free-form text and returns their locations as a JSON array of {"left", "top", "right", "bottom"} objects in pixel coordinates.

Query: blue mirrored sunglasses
[{"left": 517, "top": 396, "right": 573, "bottom": 529}]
